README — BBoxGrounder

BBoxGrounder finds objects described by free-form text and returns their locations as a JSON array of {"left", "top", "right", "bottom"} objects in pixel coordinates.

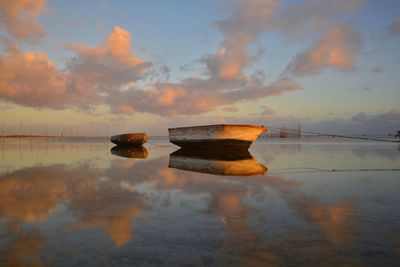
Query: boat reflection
[
  {"left": 169, "top": 148, "right": 267, "bottom": 176},
  {"left": 111, "top": 145, "right": 148, "bottom": 159}
]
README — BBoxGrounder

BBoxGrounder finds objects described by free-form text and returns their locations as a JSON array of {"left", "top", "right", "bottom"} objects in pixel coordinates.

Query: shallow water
[{"left": 0, "top": 137, "right": 399, "bottom": 266}]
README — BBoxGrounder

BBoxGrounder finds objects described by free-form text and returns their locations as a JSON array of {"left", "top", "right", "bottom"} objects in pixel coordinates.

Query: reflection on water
[
  {"left": 0, "top": 138, "right": 400, "bottom": 266},
  {"left": 111, "top": 145, "right": 148, "bottom": 159},
  {"left": 169, "top": 149, "right": 267, "bottom": 176}
]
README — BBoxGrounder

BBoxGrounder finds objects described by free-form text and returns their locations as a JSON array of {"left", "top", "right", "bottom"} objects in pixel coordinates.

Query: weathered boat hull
[
  {"left": 169, "top": 149, "right": 267, "bottom": 176},
  {"left": 110, "top": 133, "right": 148, "bottom": 146},
  {"left": 170, "top": 139, "right": 253, "bottom": 151},
  {"left": 168, "top": 124, "right": 267, "bottom": 151}
]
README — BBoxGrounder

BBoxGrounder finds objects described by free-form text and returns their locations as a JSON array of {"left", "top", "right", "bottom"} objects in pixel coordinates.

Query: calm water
[{"left": 0, "top": 137, "right": 399, "bottom": 266}]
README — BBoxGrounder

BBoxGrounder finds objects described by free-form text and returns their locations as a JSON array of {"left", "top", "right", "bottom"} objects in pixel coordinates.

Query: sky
[{"left": 0, "top": 0, "right": 399, "bottom": 136}]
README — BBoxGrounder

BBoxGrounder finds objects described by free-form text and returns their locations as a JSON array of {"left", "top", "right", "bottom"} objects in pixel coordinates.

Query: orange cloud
[
  {"left": 0, "top": 1, "right": 371, "bottom": 118},
  {"left": 129, "top": 0, "right": 363, "bottom": 116},
  {"left": 67, "top": 26, "right": 145, "bottom": 68},
  {"left": 211, "top": 0, "right": 278, "bottom": 80},
  {"left": 0, "top": 1, "right": 302, "bottom": 116},
  {"left": 65, "top": 26, "right": 150, "bottom": 93},
  {"left": 285, "top": 24, "right": 362, "bottom": 76},
  {"left": 0, "top": 26, "right": 150, "bottom": 110},
  {"left": 215, "top": 35, "right": 252, "bottom": 79},
  {"left": 0, "top": 48, "right": 73, "bottom": 108},
  {"left": 106, "top": 78, "right": 300, "bottom": 116},
  {"left": 0, "top": 0, "right": 46, "bottom": 42},
  {"left": 155, "top": 86, "right": 186, "bottom": 106}
]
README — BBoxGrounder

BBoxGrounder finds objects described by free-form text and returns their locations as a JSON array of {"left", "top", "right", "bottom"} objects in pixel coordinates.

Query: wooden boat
[
  {"left": 168, "top": 124, "right": 267, "bottom": 151},
  {"left": 169, "top": 149, "right": 267, "bottom": 176},
  {"left": 110, "top": 133, "right": 148, "bottom": 146},
  {"left": 111, "top": 146, "right": 148, "bottom": 159}
]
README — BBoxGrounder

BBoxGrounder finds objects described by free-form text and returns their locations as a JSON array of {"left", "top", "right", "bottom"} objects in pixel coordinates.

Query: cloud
[
  {"left": 0, "top": 0, "right": 46, "bottom": 42},
  {"left": 64, "top": 26, "right": 150, "bottom": 93},
  {"left": 0, "top": 1, "right": 367, "bottom": 118},
  {"left": 388, "top": 17, "right": 400, "bottom": 35},
  {"left": 352, "top": 109, "right": 400, "bottom": 126},
  {"left": 107, "top": 79, "right": 300, "bottom": 116},
  {"left": 301, "top": 109, "right": 400, "bottom": 135},
  {"left": 285, "top": 24, "right": 363, "bottom": 76},
  {"left": 211, "top": 0, "right": 278, "bottom": 80},
  {"left": 0, "top": 19, "right": 301, "bottom": 116},
  {"left": 102, "top": 0, "right": 302, "bottom": 116},
  {"left": 0, "top": 26, "right": 149, "bottom": 110},
  {"left": 271, "top": 0, "right": 364, "bottom": 39},
  {"left": 0, "top": 47, "right": 72, "bottom": 108}
]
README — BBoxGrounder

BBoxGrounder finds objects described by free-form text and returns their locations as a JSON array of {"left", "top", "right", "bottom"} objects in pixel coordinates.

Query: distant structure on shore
[{"left": 264, "top": 125, "right": 301, "bottom": 138}]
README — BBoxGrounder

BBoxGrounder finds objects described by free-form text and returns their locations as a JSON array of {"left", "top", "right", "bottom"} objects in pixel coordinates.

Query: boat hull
[
  {"left": 110, "top": 133, "right": 148, "bottom": 146},
  {"left": 168, "top": 124, "right": 267, "bottom": 151},
  {"left": 170, "top": 139, "right": 253, "bottom": 151}
]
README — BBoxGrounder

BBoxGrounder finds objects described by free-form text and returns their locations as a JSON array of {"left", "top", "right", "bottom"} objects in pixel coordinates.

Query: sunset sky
[{"left": 0, "top": 0, "right": 399, "bottom": 135}]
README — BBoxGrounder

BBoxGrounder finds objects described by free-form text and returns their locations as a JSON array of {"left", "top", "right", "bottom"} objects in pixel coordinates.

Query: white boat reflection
[
  {"left": 111, "top": 145, "right": 148, "bottom": 159},
  {"left": 169, "top": 149, "right": 267, "bottom": 176}
]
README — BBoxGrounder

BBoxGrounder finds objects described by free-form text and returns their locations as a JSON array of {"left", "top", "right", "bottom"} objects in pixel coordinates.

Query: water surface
[{"left": 0, "top": 137, "right": 399, "bottom": 266}]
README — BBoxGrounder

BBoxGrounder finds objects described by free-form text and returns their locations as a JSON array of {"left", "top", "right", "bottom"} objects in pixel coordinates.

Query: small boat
[
  {"left": 110, "top": 133, "right": 148, "bottom": 146},
  {"left": 168, "top": 124, "right": 267, "bottom": 151},
  {"left": 111, "top": 146, "right": 148, "bottom": 159},
  {"left": 169, "top": 149, "right": 267, "bottom": 176}
]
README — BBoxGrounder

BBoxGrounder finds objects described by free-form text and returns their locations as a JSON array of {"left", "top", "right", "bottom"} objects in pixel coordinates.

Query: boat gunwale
[
  {"left": 110, "top": 133, "right": 148, "bottom": 139},
  {"left": 168, "top": 124, "right": 267, "bottom": 131}
]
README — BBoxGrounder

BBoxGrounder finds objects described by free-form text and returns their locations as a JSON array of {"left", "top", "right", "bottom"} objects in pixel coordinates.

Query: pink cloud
[
  {"left": 64, "top": 26, "right": 150, "bottom": 94},
  {"left": 285, "top": 24, "right": 362, "bottom": 76},
  {"left": 210, "top": 0, "right": 278, "bottom": 80},
  {"left": 105, "top": 77, "right": 300, "bottom": 116},
  {"left": 0, "top": 48, "right": 71, "bottom": 108},
  {"left": 2, "top": 1, "right": 367, "bottom": 118},
  {"left": 0, "top": 1, "right": 303, "bottom": 116},
  {"left": 0, "top": 26, "right": 149, "bottom": 110},
  {"left": 101, "top": 1, "right": 302, "bottom": 116},
  {"left": 0, "top": 0, "right": 46, "bottom": 42}
]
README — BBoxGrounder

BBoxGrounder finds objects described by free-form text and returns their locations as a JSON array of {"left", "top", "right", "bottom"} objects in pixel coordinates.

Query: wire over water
[
  {"left": 265, "top": 125, "right": 400, "bottom": 143},
  {"left": 268, "top": 167, "right": 400, "bottom": 174}
]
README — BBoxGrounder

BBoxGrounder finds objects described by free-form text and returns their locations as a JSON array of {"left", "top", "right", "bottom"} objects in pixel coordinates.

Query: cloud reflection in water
[{"left": 0, "top": 141, "right": 399, "bottom": 266}]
